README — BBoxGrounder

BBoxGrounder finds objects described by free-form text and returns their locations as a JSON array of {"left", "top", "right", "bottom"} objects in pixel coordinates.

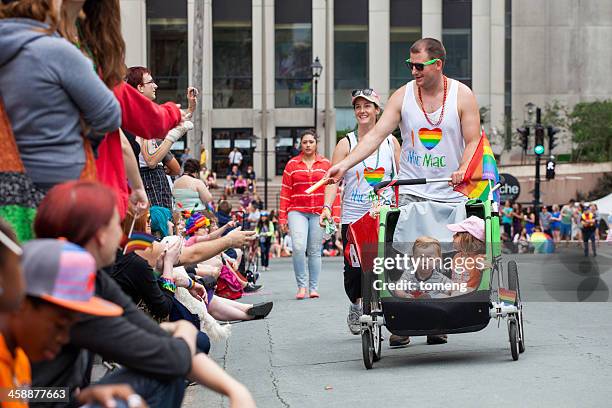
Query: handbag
[{"left": 0, "top": 96, "right": 46, "bottom": 242}]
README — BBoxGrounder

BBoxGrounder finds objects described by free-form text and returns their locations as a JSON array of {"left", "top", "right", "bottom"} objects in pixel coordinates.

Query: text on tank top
[
  {"left": 398, "top": 79, "right": 464, "bottom": 201},
  {"left": 341, "top": 131, "right": 395, "bottom": 224}
]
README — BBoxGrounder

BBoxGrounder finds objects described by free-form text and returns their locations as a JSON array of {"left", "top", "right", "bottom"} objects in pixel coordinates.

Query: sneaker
[
  {"left": 247, "top": 301, "right": 274, "bottom": 319},
  {"left": 389, "top": 334, "right": 411, "bottom": 348},
  {"left": 308, "top": 290, "right": 320, "bottom": 299},
  {"left": 244, "top": 283, "right": 262, "bottom": 293},
  {"left": 347, "top": 304, "right": 362, "bottom": 335}
]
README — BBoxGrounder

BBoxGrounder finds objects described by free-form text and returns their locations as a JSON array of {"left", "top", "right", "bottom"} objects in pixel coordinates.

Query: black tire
[
  {"left": 373, "top": 324, "right": 382, "bottom": 362},
  {"left": 509, "top": 320, "right": 519, "bottom": 361},
  {"left": 507, "top": 261, "right": 525, "bottom": 352},
  {"left": 362, "top": 329, "right": 374, "bottom": 369}
]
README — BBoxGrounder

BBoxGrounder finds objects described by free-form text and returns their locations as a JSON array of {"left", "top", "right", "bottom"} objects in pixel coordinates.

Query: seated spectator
[
  {"left": 173, "top": 159, "right": 213, "bottom": 212},
  {"left": 245, "top": 165, "right": 256, "bottom": 192},
  {"left": 447, "top": 216, "right": 486, "bottom": 292},
  {"left": 224, "top": 175, "right": 234, "bottom": 196},
  {"left": 204, "top": 168, "right": 218, "bottom": 189},
  {"left": 150, "top": 205, "right": 174, "bottom": 239},
  {"left": 239, "top": 192, "right": 252, "bottom": 210},
  {"left": 234, "top": 174, "right": 248, "bottom": 195},
  {"left": 2, "top": 238, "right": 146, "bottom": 408},
  {"left": 252, "top": 194, "right": 264, "bottom": 211},
  {"left": 228, "top": 164, "right": 241, "bottom": 182},
  {"left": 514, "top": 229, "right": 530, "bottom": 253}
]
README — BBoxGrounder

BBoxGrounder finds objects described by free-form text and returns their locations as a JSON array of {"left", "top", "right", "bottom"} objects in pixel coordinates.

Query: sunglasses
[
  {"left": 351, "top": 89, "right": 374, "bottom": 98},
  {"left": 405, "top": 58, "right": 441, "bottom": 71}
]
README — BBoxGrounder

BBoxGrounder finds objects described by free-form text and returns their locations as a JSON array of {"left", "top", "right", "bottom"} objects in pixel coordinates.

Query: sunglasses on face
[
  {"left": 351, "top": 89, "right": 374, "bottom": 98},
  {"left": 405, "top": 58, "right": 441, "bottom": 71}
]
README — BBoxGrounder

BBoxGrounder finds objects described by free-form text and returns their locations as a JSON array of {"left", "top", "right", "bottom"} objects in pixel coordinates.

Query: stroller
[{"left": 348, "top": 178, "right": 525, "bottom": 369}]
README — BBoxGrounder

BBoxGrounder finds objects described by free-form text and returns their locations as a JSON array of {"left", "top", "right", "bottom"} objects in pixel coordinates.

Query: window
[
  {"left": 389, "top": 0, "right": 422, "bottom": 93},
  {"left": 213, "top": 0, "right": 253, "bottom": 108},
  {"left": 146, "top": 0, "right": 188, "bottom": 105},
  {"left": 442, "top": 0, "right": 472, "bottom": 88},
  {"left": 334, "top": 0, "right": 368, "bottom": 108},
  {"left": 211, "top": 129, "right": 255, "bottom": 175},
  {"left": 275, "top": 127, "right": 311, "bottom": 175},
  {"left": 275, "top": 0, "right": 312, "bottom": 108}
]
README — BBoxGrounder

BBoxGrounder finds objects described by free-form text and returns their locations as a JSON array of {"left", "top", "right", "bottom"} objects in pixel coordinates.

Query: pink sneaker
[
  {"left": 309, "top": 290, "right": 320, "bottom": 299},
  {"left": 296, "top": 288, "right": 306, "bottom": 300}
]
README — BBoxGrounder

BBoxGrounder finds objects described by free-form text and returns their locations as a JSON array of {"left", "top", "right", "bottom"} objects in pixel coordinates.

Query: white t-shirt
[{"left": 229, "top": 150, "right": 243, "bottom": 164}]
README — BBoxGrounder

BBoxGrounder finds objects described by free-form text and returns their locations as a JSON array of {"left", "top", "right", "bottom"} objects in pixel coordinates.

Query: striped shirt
[{"left": 279, "top": 152, "right": 340, "bottom": 225}]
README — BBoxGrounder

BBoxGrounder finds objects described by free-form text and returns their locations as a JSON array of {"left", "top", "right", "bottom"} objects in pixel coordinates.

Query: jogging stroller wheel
[
  {"left": 361, "top": 328, "right": 374, "bottom": 369},
  {"left": 508, "top": 319, "right": 519, "bottom": 361},
  {"left": 373, "top": 323, "right": 382, "bottom": 362},
  {"left": 508, "top": 260, "right": 525, "bottom": 353}
]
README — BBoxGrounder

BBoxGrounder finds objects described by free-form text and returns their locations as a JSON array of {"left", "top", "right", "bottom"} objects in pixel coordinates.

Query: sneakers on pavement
[
  {"left": 247, "top": 301, "right": 274, "bottom": 319},
  {"left": 244, "top": 283, "right": 262, "bottom": 293},
  {"left": 347, "top": 304, "right": 362, "bottom": 335}
]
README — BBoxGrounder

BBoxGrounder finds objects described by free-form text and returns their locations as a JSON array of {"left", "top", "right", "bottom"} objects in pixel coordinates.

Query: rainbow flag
[
  {"left": 499, "top": 288, "right": 517, "bottom": 305},
  {"left": 454, "top": 128, "right": 500, "bottom": 202},
  {"left": 123, "top": 232, "right": 156, "bottom": 254}
]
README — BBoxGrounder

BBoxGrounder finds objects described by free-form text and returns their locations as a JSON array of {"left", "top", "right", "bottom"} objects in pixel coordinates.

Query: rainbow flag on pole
[
  {"left": 499, "top": 288, "right": 517, "bottom": 305},
  {"left": 123, "top": 232, "right": 156, "bottom": 254},
  {"left": 454, "top": 128, "right": 500, "bottom": 202}
]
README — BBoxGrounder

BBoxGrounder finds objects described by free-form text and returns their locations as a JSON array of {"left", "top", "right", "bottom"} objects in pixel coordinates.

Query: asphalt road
[{"left": 186, "top": 243, "right": 612, "bottom": 408}]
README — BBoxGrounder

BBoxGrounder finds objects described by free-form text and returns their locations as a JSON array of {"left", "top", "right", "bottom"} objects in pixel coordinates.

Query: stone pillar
[
  {"left": 369, "top": 0, "right": 390, "bottom": 103},
  {"left": 489, "top": 0, "right": 506, "bottom": 143},
  {"left": 120, "top": 0, "right": 147, "bottom": 66},
  {"left": 422, "top": 0, "right": 442, "bottom": 40},
  {"left": 471, "top": 0, "right": 491, "bottom": 122}
]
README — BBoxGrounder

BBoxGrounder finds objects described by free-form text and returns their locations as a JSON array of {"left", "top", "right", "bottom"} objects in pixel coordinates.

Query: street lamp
[
  {"left": 524, "top": 102, "right": 536, "bottom": 126},
  {"left": 311, "top": 56, "right": 323, "bottom": 131}
]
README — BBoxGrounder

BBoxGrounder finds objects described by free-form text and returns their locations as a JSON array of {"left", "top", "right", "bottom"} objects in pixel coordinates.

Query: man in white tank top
[{"left": 326, "top": 38, "right": 481, "bottom": 204}]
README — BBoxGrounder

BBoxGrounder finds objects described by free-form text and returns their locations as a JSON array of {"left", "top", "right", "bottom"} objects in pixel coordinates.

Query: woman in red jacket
[{"left": 279, "top": 130, "right": 338, "bottom": 299}]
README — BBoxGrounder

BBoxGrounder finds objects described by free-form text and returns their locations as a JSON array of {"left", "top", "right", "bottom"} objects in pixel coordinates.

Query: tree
[{"left": 569, "top": 101, "right": 612, "bottom": 162}]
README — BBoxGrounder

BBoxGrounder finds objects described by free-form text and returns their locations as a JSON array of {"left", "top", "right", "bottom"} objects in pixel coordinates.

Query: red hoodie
[{"left": 96, "top": 82, "right": 182, "bottom": 217}]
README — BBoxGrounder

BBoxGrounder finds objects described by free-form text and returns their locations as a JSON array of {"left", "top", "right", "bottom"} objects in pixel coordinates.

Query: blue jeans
[
  {"left": 288, "top": 211, "right": 323, "bottom": 291},
  {"left": 98, "top": 368, "right": 186, "bottom": 408}
]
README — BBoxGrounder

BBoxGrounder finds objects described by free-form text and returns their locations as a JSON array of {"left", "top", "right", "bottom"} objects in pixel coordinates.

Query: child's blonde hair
[
  {"left": 454, "top": 231, "right": 485, "bottom": 254},
  {"left": 413, "top": 236, "right": 442, "bottom": 257}
]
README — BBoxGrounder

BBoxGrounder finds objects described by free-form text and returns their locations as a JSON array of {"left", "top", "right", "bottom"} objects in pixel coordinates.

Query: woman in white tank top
[{"left": 320, "top": 89, "right": 400, "bottom": 335}]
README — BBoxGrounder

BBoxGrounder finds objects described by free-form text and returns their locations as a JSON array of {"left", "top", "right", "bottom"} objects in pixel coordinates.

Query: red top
[
  {"left": 279, "top": 152, "right": 340, "bottom": 225},
  {"left": 96, "top": 82, "right": 182, "bottom": 218}
]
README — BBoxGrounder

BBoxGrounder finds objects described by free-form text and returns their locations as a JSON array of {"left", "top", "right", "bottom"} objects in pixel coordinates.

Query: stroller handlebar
[{"left": 372, "top": 177, "right": 451, "bottom": 193}]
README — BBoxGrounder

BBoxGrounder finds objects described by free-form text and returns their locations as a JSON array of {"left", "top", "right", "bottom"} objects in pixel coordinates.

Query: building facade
[{"left": 120, "top": 0, "right": 612, "bottom": 179}]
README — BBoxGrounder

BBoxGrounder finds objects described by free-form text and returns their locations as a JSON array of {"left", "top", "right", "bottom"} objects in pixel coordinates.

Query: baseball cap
[
  {"left": 351, "top": 89, "right": 381, "bottom": 107},
  {"left": 22, "top": 239, "right": 123, "bottom": 317},
  {"left": 447, "top": 216, "right": 485, "bottom": 241}
]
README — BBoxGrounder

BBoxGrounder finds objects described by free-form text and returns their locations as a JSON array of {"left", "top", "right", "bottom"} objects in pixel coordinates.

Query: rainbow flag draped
[
  {"left": 499, "top": 288, "right": 517, "bottom": 305},
  {"left": 454, "top": 128, "right": 500, "bottom": 202},
  {"left": 123, "top": 232, "right": 157, "bottom": 253}
]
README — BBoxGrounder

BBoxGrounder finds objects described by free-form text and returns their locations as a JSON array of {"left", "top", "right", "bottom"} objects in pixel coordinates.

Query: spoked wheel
[
  {"left": 508, "top": 319, "right": 519, "bottom": 361},
  {"left": 361, "top": 328, "right": 374, "bottom": 369},
  {"left": 372, "top": 321, "right": 382, "bottom": 362},
  {"left": 507, "top": 260, "right": 525, "bottom": 353}
]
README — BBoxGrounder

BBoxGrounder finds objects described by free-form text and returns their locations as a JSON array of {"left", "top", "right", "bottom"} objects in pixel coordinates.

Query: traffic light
[
  {"left": 547, "top": 126, "right": 560, "bottom": 152},
  {"left": 534, "top": 126, "right": 545, "bottom": 155},
  {"left": 546, "top": 156, "right": 556, "bottom": 180},
  {"left": 517, "top": 127, "right": 529, "bottom": 151}
]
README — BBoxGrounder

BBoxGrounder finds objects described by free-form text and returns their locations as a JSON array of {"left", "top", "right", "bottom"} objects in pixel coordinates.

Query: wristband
[
  {"left": 186, "top": 278, "right": 195, "bottom": 290},
  {"left": 323, "top": 204, "right": 332, "bottom": 213},
  {"left": 159, "top": 277, "right": 176, "bottom": 293}
]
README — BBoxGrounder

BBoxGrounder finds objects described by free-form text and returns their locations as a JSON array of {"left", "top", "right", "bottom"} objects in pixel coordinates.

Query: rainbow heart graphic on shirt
[
  {"left": 418, "top": 128, "right": 443, "bottom": 150},
  {"left": 363, "top": 167, "right": 385, "bottom": 187}
]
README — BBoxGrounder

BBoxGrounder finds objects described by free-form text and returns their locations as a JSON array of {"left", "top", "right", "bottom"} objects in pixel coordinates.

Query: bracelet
[
  {"left": 159, "top": 277, "right": 176, "bottom": 293},
  {"left": 323, "top": 204, "right": 332, "bottom": 213},
  {"left": 186, "top": 278, "right": 195, "bottom": 290}
]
